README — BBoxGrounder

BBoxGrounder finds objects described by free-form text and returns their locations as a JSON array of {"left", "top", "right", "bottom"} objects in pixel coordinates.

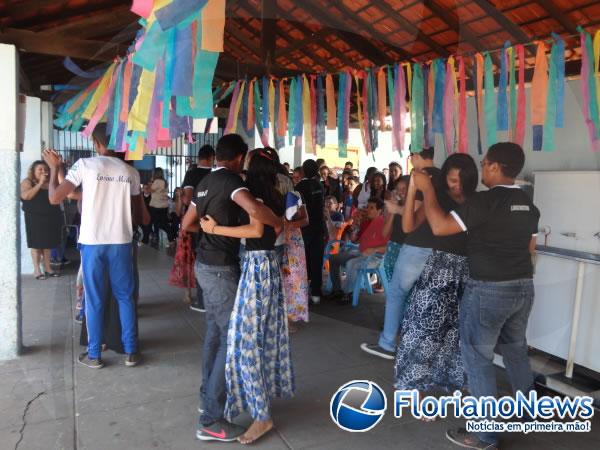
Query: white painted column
[
  {"left": 0, "top": 43, "right": 22, "bottom": 359},
  {"left": 20, "top": 96, "right": 42, "bottom": 275}
]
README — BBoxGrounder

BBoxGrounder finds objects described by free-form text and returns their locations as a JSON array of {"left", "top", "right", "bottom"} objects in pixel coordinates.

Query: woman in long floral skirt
[
  {"left": 282, "top": 191, "right": 310, "bottom": 329},
  {"left": 394, "top": 154, "right": 478, "bottom": 396},
  {"left": 200, "top": 149, "right": 294, "bottom": 444}
]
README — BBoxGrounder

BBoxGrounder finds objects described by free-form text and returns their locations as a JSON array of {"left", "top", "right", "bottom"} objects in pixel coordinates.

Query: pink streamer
[
  {"left": 515, "top": 45, "right": 526, "bottom": 147},
  {"left": 131, "top": 0, "right": 154, "bottom": 18},
  {"left": 81, "top": 67, "right": 119, "bottom": 138},
  {"left": 224, "top": 81, "right": 241, "bottom": 135},
  {"left": 580, "top": 33, "right": 600, "bottom": 152}
]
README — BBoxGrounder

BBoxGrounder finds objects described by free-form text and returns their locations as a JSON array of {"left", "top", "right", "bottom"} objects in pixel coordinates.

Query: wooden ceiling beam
[
  {"left": 535, "top": 0, "right": 579, "bottom": 35},
  {"left": 276, "top": 13, "right": 359, "bottom": 69},
  {"left": 0, "top": 28, "right": 124, "bottom": 62},
  {"left": 373, "top": 0, "right": 450, "bottom": 57},
  {"left": 274, "top": 29, "right": 327, "bottom": 59},
  {"left": 39, "top": 5, "right": 135, "bottom": 39},
  {"left": 471, "top": 0, "right": 535, "bottom": 56},
  {"left": 294, "top": 0, "right": 393, "bottom": 66},
  {"left": 237, "top": 1, "right": 339, "bottom": 73}
]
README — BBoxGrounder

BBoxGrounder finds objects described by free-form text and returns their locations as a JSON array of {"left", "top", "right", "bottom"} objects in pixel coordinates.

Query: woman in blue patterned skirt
[
  {"left": 394, "top": 154, "right": 478, "bottom": 398},
  {"left": 200, "top": 149, "right": 294, "bottom": 444}
]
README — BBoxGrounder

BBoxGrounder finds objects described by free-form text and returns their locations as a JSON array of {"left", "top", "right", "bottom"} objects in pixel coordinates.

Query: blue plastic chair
[
  {"left": 352, "top": 252, "right": 388, "bottom": 307},
  {"left": 323, "top": 240, "right": 359, "bottom": 294}
]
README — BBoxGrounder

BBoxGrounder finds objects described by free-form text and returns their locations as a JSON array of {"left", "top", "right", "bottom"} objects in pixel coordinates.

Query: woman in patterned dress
[
  {"left": 394, "top": 154, "right": 478, "bottom": 399},
  {"left": 200, "top": 150, "right": 294, "bottom": 444}
]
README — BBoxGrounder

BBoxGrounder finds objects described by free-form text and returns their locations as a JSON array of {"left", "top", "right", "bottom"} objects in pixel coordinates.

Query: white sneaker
[{"left": 310, "top": 296, "right": 321, "bottom": 305}]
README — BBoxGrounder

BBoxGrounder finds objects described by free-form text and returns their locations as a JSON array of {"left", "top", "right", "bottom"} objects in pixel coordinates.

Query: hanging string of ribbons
[{"left": 56, "top": 20, "right": 600, "bottom": 159}]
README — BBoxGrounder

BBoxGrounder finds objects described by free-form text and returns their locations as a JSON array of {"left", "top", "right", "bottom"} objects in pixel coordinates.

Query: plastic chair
[
  {"left": 322, "top": 240, "right": 359, "bottom": 294},
  {"left": 352, "top": 252, "right": 388, "bottom": 307}
]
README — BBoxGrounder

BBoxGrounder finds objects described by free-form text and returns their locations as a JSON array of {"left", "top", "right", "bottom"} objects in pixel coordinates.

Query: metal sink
[{"left": 536, "top": 245, "right": 600, "bottom": 265}]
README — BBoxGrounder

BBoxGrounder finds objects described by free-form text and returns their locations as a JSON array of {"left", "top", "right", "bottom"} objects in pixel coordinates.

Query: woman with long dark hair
[
  {"left": 369, "top": 171, "right": 387, "bottom": 203},
  {"left": 394, "top": 153, "right": 478, "bottom": 396},
  {"left": 200, "top": 150, "right": 294, "bottom": 444},
  {"left": 386, "top": 162, "right": 403, "bottom": 196},
  {"left": 20, "top": 160, "right": 62, "bottom": 279}
]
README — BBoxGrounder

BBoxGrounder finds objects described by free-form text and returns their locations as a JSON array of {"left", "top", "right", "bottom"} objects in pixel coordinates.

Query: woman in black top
[
  {"left": 200, "top": 150, "right": 294, "bottom": 445},
  {"left": 394, "top": 153, "right": 478, "bottom": 396},
  {"left": 20, "top": 160, "right": 62, "bottom": 279},
  {"left": 382, "top": 176, "right": 409, "bottom": 282}
]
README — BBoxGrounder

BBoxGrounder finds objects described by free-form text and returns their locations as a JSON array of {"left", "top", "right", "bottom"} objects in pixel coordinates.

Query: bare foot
[{"left": 238, "top": 419, "right": 274, "bottom": 444}]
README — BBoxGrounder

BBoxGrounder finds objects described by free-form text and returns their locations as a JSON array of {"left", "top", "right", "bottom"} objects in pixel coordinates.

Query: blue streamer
[
  {"left": 293, "top": 75, "right": 303, "bottom": 137},
  {"left": 497, "top": 41, "right": 510, "bottom": 131},
  {"left": 262, "top": 77, "right": 270, "bottom": 131},
  {"left": 171, "top": 24, "right": 194, "bottom": 97},
  {"left": 316, "top": 74, "right": 326, "bottom": 147},
  {"left": 552, "top": 33, "right": 565, "bottom": 128},
  {"left": 432, "top": 59, "right": 445, "bottom": 134},
  {"left": 155, "top": 0, "right": 208, "bottom": 31},
  {"left": 63, "top": 57, "right": 106, "bottom": 79}
]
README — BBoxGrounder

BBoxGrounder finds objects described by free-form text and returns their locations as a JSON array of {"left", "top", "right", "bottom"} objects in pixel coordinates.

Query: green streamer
[{"left": 484, "top": 53, "right": 497, "bottom": 147}]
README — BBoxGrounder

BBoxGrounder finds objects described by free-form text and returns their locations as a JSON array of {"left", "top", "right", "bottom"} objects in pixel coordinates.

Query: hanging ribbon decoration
[
  {"left": 277, "top": 79, "right": 287, "bottom": 138},
  {"left": 594, "top": 30, "right": 600, "bottom": 120},
  {"left": 354, "top": 71, "right": 367, "bottom": 153},
  {"left": 457, "top": 56, "right": 468, "bottom": 153},
  {"left": 326, "top": 74, "right": 336, "bottom": 130},
  {"left": 497, "top": 42, "right": 510, "bottom": 132},
  {"left": 579, "top": 27, "right": 600, "bottom": 151},
  {"left": 483, "top": 52, "right": 497, "bottom": 148},
  {"left": 508, "top": 45, "right": 517, "bottom": 139},
  {"left": 426, "top": 62, "right": 435, "bottom": 148},
  {"left": 396, "top": 64, "right": 406, "bottom": 153},
  {"left": 287, "top": 77, "right": 297, "bottom": 145},
  {"left": 474, "top": 53, "right": 485, "bottom": 154},
  {"left": 531, "top": 41, "right": 549, "bottom": 151},
  {"left": 515, "top": 45, "right": 526, "bottom": 147},
  {"left": 543, "top": 36, "right": 565, "bottom": 152},
  {"left": 411, "top": 63, "right": 425, "bottom": 152},
  {"left": 316, "top": 75, "right": 326, "bottom": 147},
  {"left": 247, "top": 79, "right": 255, "bottom": 133},
  {"left": 303, "top": 75, "right": 314, "bottom": 153},
  {"left": 432, "top": 59, "right": 445, "bottom": 136},
  {"left": 224, "top": 80, "right": 243, "bottom": 134},
  {"left": 377, "top": 68, "right": 387, "bottom": 130},
  {"left": 443, "top": 57, "right": 456, "bottom": 155},
  {"left": 337, "top": 72, "right": 349, "bottom": 157}
]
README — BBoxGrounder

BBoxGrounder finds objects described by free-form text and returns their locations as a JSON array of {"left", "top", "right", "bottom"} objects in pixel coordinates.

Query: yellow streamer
[
  {"left": 82, "top": 63, "right": 117, "bottom": 120},
  {"left": 231, "top": 80, "right": 246, "bottom": 134},
  {"left": 302, "top": 75, "right": 314, "bottom": 153},
  {"left": 126, "top": 135, "right": 146, "bottom": 161},
  {"left": 128, "top": 67, "right": 157, "bottom": 132},
  {"left": 202, "top": 0, "right": 225, "bottom": 51}
]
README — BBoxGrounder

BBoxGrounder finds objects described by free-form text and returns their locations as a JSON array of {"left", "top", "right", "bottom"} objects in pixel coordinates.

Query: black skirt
[{"left": 24, "top": 212, "right": 62, "bottom": 249}]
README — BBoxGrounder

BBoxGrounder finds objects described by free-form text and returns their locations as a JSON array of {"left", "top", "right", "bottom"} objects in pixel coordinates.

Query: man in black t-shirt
[
  {"left": 296, "top": 159, "right": 326, "bottom": 304},
  {"left": 414, "top": 142, "right": 539, "bottom": 450},
  {"left": 361, "top": 147, "right": 440, "bottom": 360},
  {"left": 182, "top": 134, "right": 282, "bottom": 442},
  {"left": 180, "top": 145, "right": 215, "bottom": 312}
]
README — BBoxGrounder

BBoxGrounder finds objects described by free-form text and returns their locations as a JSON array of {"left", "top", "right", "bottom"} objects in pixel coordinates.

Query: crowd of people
[{"left": 37, "top": 126, "right": 540, "bottom": 449}]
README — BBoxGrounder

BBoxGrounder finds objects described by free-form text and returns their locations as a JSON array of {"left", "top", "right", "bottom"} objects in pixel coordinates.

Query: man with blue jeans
[
  {"left": 361, "top": 147, "right": 439, "bottom": 359},
  {"left": 182, "top": 134, "right": 282, "bottom": 442},
  {"left": 415, "top": 142, "right": 539, "bottom": 450},
  {"left": 43, "top": 123, "right": 144, "bottom": 368}
]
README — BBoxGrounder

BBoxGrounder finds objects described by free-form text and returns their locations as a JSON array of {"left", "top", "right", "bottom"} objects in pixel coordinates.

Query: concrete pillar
[
  {"left": 20, "top": 96, "right": 43, "bottom": 275},
  {"left": 0, "top": 44, "right": 22, "bottom": 360}
]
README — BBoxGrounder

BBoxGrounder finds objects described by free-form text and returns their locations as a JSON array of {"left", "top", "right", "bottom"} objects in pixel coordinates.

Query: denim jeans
[
  {"left": 195, "top": 261, "right": 240, "bottom": 426},
  {"left": 329, "top": 249, "right": 362, "bottom": 292},
  {"left": 378, "top": 245, "right": 432, "bottom": 351},
  {"left": 460, "top": 278, "right": 535, "bottom": 446}
]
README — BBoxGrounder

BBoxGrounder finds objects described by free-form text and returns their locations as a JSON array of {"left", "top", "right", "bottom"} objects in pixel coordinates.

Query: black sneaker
[
  {"left": 78, "top": 352, "right": 104, "bottom": 369},
  {"left": 446, "top": 428, "right": 498, "bottom": 449},
  {"left": 125, "top": 353, "right": 141, "bottom": 367},
  {"left": 190, "top": 303, "right": 206, "bottom": 312},
  {"left": 360, "top": 343, "right": 395, "bottom": 360},
  {"left": 196, "top": 419, "right": 246, "bottom": 442}
]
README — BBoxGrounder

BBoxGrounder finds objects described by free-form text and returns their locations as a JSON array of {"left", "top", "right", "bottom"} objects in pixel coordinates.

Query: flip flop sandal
[
  {"left": 45, "top": 272, "right": 61, "bottom": 278},
  {"left": 35, "top": 274, "right": 47, "bottom": 280}
]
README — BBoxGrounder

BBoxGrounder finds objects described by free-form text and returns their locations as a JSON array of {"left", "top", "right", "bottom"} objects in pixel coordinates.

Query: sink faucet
[{"left": 560, "top": 232, "right": 577, "bottom": 238}]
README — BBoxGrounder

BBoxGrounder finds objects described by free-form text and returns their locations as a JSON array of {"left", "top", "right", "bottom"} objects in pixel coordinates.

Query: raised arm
[
  {"left": 42, "top": 149, "right": 76, "bottom": 204},
  {"left": 233, "top": 189, "right": 283, "bottom": 235},
  {"left": 412, "top": 171, "right": 462, "bottom": 236}
]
